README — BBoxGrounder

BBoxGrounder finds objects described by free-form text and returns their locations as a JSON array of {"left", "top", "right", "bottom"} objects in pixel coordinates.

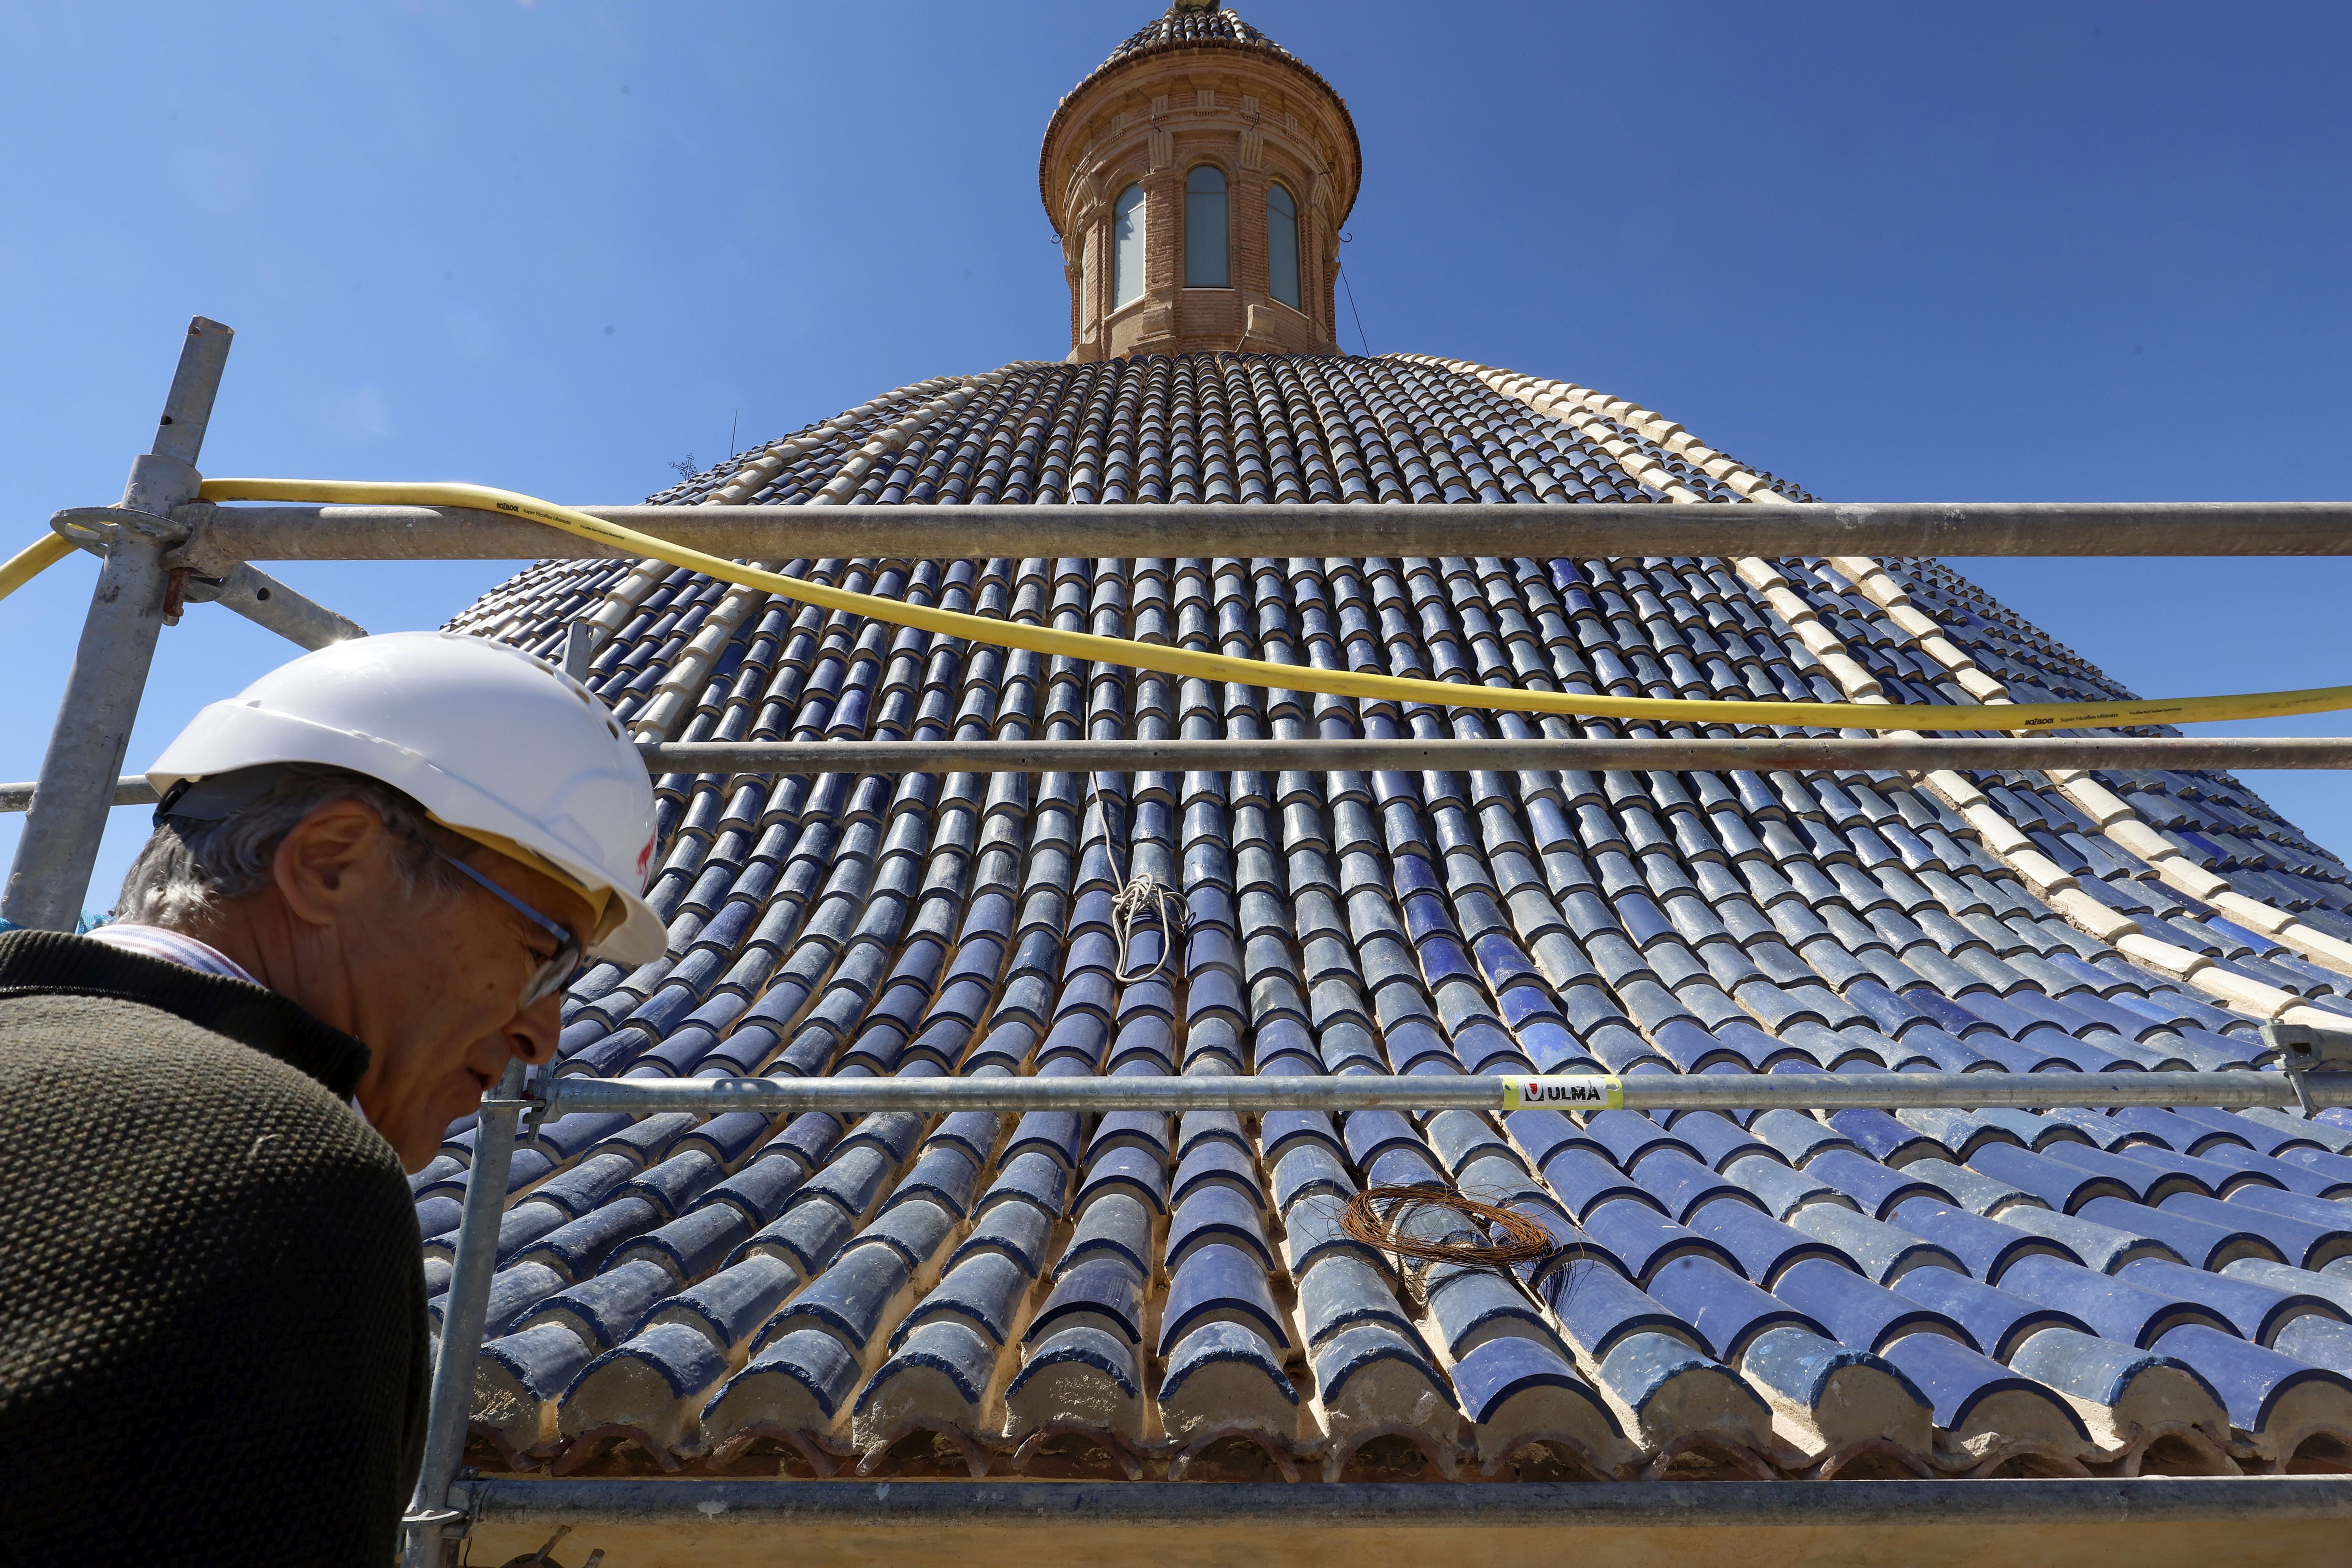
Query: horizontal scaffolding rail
[
  {"left": 530, "top": 1069, "right": 2347, "bottom": 1123},
  {"left": 171, "top": 499, "right": 2352, "bottom": 565},
  {"left": 634, "top": 736, "right": 2352, "bottom": 775},
  {"left": 450, "top": 1475, "right": 2352, "bottom": 1532},
  {"left": 0, "top": 778, "right": 158, "bottom": 813},
  {"left": 11, "top": 736, "right": 2352, "bottom": 813}
]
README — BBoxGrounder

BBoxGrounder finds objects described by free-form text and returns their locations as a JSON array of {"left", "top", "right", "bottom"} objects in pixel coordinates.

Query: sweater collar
[{"left": 0, "top": 928, "right": 370, "bottom": 1099}]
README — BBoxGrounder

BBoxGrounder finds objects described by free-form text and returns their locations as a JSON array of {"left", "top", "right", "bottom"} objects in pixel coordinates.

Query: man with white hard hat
[{"left": 0, "top": 631, "right": 661, "bottom": 1562}]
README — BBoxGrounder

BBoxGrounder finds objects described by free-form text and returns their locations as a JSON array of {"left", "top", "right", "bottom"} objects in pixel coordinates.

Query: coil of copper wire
[{"left": 1337, "top": 1184, "right": 1559, "bottom": 1269}]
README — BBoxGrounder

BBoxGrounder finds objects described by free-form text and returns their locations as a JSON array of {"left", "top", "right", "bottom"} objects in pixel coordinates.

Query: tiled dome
[{"left": 428, "top": 350, "right": 2352, "bottom": 1485}]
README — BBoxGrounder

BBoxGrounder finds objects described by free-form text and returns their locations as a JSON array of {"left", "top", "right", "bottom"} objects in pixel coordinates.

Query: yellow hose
[
  {"left": 197, "top": 478, "right": 2352, "bottom": 732},
  {"left": 0, "top": 534, "right": 75, "bottom": 602}
]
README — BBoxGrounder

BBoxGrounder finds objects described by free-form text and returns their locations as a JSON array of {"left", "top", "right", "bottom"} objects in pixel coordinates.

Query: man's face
[
  {"left": 207, "top": 800, "right": 605, "bottom": 1172},
  {"left": 353, "top": 848, "right": 597, "bottom": 1170}
]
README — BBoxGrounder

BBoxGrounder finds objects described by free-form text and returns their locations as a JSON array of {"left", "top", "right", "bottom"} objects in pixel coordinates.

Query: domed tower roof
[
  {"left": 1041, "top": 2, "right": 1362, "bottom": 359},
  {"left": 412, "top": 1, "right": 2352, "bottom": 1508},
  {"left": 1106, "top": 1, "right": 1305, "bottom": 64}
]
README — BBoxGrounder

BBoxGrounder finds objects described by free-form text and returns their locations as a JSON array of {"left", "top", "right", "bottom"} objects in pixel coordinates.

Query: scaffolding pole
[
  {"left": 633, "top": 735, "right": 2352, "bottom": 776},
  {"left": 177, "top": 559, "right": 367, "bottom": 649},
  {"left": 172, "top": 498, "right": 2352, "bottom": 564},
  {"left": 2, "top": 318, "right": 231, "bottom": 930},
  {"left": 400, "top": 1059, "right": 527, "bottom": 1568},
  {"left": 533, "top": 1068, "right": 2347, "bottom": 1121}
]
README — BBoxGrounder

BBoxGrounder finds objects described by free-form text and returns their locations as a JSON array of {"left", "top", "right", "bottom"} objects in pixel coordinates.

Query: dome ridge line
[{"left": 1445, "top": 349, "right": 2352, "bottom": 1002}]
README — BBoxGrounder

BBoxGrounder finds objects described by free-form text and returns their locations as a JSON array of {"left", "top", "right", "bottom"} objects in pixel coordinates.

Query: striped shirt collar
[{"left": 85, "top": 923, "right": 259, "bottom": 985}]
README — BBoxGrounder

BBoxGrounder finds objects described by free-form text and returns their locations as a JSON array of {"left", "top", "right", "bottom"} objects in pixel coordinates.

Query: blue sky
[{"left": 4, "top": 0, "right": 2347, "bottom": 917}]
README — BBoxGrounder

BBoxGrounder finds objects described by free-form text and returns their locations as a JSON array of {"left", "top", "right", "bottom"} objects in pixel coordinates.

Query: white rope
[{"left": 1086, "top": 771, "right": 1187, "bottom": 985}]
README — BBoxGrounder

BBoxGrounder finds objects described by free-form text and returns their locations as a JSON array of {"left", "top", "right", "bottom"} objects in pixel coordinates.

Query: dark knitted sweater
[{"left": 0, "top": 929, "right": 428, "bottom": 1564}]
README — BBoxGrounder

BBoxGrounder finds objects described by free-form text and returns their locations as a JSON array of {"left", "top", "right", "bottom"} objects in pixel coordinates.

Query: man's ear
[{"left": 270, "top": 799, "right": 393, "bottom": 928}]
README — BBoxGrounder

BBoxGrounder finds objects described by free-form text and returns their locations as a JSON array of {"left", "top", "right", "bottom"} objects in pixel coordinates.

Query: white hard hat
[{"left": 147, "top": 630, "right": 665, "bottom": 964}]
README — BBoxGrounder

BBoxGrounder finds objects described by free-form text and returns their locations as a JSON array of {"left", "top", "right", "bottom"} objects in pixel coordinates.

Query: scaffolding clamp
[
  {"left": 156, "top": 499, "right": 246, "bottom": 579},
  {"left": 49, "top": 503, "right": 187, "bottom": 553},
  {"left": 50, "top": 503, "right": 214, "bottom": 622},
  {"left": 2267, "top": 1021, "right": 2352, "bottom": 1115}
]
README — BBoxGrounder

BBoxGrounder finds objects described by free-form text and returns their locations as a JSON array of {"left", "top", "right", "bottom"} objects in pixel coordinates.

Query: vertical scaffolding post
[
  {"left": 1, "top": 316, "right": 233, "bottom": 929},
  {"left": 402, "top": 1057, "right": 528, "bottom": 1568},
  {"left": 564, "top": 620, "right": 594, "bottom": 682}
]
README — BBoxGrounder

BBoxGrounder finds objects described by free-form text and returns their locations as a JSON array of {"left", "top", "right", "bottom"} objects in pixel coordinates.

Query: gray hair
[{"left": 115, "top": 764, "right": 471, "bottom": 930}]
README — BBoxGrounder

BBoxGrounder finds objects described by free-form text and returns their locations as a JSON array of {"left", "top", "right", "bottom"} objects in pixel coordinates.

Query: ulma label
[{"left": 1502, "top": 1075, "right": 1624, "bottom": 1111}]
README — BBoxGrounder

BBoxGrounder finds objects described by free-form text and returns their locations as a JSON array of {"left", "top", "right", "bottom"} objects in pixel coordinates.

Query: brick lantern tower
[{"left": 1041, "top": 1, "right": 1362, "bottom": 361}]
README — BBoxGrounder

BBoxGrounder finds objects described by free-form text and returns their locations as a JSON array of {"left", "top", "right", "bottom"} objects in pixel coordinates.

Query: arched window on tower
[
  {"left": 1112, "top": 183, "right": 1146, "bottom": 310},
  {"left": 1267, "top": 183, "right": 1300, "bottom": 310},
  {"left": 1185, "top": 165, "right": 1229, "bottom": 288}
]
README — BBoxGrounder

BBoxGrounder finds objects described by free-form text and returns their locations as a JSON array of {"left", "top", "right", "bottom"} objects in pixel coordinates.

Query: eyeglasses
[{"left": 439, "top": 853, "right": 588, "bottom": 1007}]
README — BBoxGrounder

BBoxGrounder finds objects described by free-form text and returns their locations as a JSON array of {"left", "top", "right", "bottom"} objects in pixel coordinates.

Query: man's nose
[{"left": 506, "top": 992, "right": 563, "bottom": 1067}]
